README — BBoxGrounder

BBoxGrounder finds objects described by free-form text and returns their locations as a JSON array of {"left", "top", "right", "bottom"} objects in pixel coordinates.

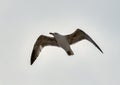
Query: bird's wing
[
  {"left": 31, "top": 35, "right": 58, "bottom": 65},
  {"left": 65, "top": 29, "right": 103, "bottom": 53}
]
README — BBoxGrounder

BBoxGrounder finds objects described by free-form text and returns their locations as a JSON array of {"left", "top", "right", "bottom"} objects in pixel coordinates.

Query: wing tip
[
  {"left": 30, "top": 61, "right": 33, "bottom": 65},
  {"left": 30, "top": 57, "right": 35, "bottom": 65},
  {"left": 30, "top": 57, "right": 36, "bottom": 65},
  {"left": 30, "top": 50, "right": 37, "bottom": 65},
  {"left": 30, "top": 57, "right": 34, "bottom": 65},
  {"left": 100, "top": 49, "right": 104, "bottom": 54}
]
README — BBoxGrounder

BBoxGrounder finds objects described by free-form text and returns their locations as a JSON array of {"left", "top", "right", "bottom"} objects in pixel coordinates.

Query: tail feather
[{"left": 67, "top": 50, "right": 74, "bottom": 56}]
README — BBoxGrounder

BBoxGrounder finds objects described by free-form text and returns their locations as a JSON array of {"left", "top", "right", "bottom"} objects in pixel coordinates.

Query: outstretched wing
[
  {"left": 31, "top": 35, "right": 58, "bottom": 65},
  {"left": 66, "top": 29, "right": 103, "bottom": 53}
]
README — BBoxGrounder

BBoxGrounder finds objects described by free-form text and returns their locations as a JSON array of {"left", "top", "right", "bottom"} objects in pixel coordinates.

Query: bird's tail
[{"left": 67, "top": 50, "right": 74, "bottom": 56}]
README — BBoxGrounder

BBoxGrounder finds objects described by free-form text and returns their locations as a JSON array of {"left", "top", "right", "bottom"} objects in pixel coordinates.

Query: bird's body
[
  {"left": 52, "top": 33, "right": 74, "bottom": 55},
  {"left": 30, "top": 29, "right": 103, "bottom": 65}
]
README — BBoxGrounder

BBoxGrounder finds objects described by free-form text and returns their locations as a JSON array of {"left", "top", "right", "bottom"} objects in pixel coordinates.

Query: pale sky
[{"left": 0, "top": 0, "right": 120, "bottom": 85}]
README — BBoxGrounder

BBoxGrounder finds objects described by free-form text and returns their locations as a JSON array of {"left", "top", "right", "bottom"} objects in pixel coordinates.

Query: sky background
[{"left": 0, "top": 0, "right": 120, "bottom": 85}]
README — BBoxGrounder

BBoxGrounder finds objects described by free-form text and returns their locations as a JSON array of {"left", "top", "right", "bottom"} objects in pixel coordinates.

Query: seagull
[{"left": 30, "top": 29, "right": 103, "bottom": 65}]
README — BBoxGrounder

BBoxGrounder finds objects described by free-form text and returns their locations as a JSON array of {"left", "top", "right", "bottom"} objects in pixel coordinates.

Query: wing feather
[
  {"left": 31, "top": 35, "right": 58, "bottom": 65},
  {"left": 66, "top": 29, "right": 103, "bottom": 53}
]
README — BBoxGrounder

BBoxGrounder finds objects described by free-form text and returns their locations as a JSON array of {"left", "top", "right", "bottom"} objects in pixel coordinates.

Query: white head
[{"left": 49, "top": 32, "right": 60, "bottom": 36}]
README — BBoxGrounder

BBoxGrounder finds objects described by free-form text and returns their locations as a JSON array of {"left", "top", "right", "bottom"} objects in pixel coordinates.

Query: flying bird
[{"left": 30, "top": 29, "right": 103, "bottom": 65}]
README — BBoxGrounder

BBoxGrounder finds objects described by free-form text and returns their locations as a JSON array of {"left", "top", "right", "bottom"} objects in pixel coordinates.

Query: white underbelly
[{"left": 56, "top": 36, "right": 71, "bottom": 51}]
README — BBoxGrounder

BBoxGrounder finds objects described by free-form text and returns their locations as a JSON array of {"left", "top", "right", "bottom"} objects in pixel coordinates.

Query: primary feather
[{"left": 31, "top": 35, "right": 58, "bottom": 65}]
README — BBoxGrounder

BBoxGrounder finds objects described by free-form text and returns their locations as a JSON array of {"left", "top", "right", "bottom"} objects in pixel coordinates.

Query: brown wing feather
[
  {"left": 66, "top": 29, "right": 103, "bottom": 53},
  {"left": 66, "top": 29, "right": 86, "bottom": 44},
  {"left": 31, "top": 35, "right": 58, "bottom": 65}
]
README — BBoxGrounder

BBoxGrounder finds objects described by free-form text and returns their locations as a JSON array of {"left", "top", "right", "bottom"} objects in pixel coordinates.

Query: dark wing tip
[
  {"left": 100, "top": 48, "right": 104, "bottom": 54},
  {"left": 30, "top": 50, "right": 37, "bottom": 65},
  {"left": 30, "top": 60, "right": 34, "bottom": 65},
  {"left": 85, "top": 34, "right": 104, "bottom": 54},
  {"left": 30, "top": 58, "right": 35, "bottom": 65},
  {"left": 96, "top": 45, "right": 103, "bottom": 54}
]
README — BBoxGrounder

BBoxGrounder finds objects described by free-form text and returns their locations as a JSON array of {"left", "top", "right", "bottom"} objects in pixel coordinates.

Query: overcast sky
[{"left": 0, "top": 0, "right": 120, "bottom": 85}]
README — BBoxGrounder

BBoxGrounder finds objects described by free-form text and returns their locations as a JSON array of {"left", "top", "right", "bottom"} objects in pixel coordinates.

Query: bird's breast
[{"left": 54, "top": 36, "right": 70, "bottom": 50}]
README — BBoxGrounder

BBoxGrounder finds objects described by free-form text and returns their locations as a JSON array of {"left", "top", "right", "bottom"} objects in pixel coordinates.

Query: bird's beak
[{"left": 49, "top": 32, "right": 54, "bottom": 35}]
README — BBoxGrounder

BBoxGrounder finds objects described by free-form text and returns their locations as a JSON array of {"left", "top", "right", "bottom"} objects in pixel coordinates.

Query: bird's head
[
  {"left": 49, "top": 32, "right": 59, "bottom": 36},
  {"left": 49, "top": 32, "right": 54, "bottom": 35}
]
